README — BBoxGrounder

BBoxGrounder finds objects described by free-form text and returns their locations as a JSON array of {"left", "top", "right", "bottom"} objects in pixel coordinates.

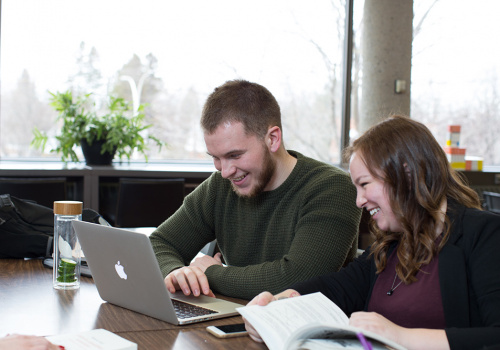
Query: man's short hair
[{"left": 201, "top": 80, "right": 282, "bottom": 139}]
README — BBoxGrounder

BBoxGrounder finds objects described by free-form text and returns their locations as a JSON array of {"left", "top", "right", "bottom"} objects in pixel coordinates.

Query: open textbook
[
  {"left": 237, "top": 292, "right": 407, "bottom": 350},
  {"left": 46, "top": 329, "right": 137, "bottom": 350}
]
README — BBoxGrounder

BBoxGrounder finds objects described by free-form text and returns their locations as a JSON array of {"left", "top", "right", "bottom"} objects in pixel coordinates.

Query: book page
[
  {"left": 285, "top": 323, "right": 406, "bottom": 350},
  {"left": 237, "top": 292, "right": 349, "bottom": 350},
  {"left": 291, "top": 338, "right": 387, "bottom": 350},
  {"left": 46, "top": 329, "right": 137, "bottom": 350}
]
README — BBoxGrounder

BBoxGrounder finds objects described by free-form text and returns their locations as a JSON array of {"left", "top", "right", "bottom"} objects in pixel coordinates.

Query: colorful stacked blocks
[
  {"left": 446, "top": 125, "right": 461, "bottom": 147},
  {"left": 444, "top": 146, "right": 466, "bottom": 170},
  {"left": 443, "top": 125, "right": 483, "bottom": 171},
  {"left": 465, "top": 156, "right": 483, "bottom": 171}
]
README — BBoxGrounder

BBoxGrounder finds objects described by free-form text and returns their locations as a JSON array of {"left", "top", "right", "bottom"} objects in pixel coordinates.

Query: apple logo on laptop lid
[{"left": 115, "top": 261, "right": 128, "bottom": 280}]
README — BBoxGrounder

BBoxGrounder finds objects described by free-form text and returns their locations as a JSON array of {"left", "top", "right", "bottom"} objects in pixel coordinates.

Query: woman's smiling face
[{"left": 349, "top": 151, "right": 403, "bottom": 233}]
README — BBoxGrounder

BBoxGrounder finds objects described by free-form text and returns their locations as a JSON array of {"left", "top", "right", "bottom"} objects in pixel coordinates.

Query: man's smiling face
[{"left": 204, "top": 121, "right": 276, "bottom": 198}]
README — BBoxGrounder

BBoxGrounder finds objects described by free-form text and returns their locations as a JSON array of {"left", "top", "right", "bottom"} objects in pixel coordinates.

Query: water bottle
[{"left": 53, "top": 201, "right": 83, "bottom": 290}]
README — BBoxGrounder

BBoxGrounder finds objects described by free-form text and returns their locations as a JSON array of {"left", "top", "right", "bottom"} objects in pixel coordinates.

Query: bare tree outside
[
  {"left": 1, "top": 70, "right": 54, "bottom": 157},
  {"left": 411, "top": 0, "right": 500, "bottom": 166},
  {"left": 67, "top": 42, "right": 105, "bottom": 98},
  {"left": 283, "top": 0, "right": 345, "bottom": 162},
  {"left": 1, "top": 0, "right": 346, "bottom": 163}
]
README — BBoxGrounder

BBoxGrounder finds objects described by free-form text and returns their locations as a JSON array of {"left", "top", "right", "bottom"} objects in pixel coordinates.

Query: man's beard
[{"left": 232, "top": 148, "right": 276, "bottom": 198}]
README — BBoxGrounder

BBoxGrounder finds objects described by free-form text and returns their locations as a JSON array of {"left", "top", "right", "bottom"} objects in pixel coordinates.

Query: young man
[{"left": 149, "top": 80, "right": 361, "bottom": 300}]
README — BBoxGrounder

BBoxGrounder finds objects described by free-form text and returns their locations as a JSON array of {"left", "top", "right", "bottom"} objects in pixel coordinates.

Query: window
[
  {"left": 1, "top": 0, "right": 347, "bottom": 163},
  {"left": 412, "top": 0, "right": 500, "bottom": 167}
]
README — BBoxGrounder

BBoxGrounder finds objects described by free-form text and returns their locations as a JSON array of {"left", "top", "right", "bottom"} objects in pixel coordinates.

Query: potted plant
[{"left": 32, "top": 90, "right": 163, "bottom": 165}]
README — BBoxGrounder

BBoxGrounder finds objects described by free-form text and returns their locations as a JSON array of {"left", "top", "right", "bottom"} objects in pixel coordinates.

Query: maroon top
[{"left": 367, "top": 247, "right": 446, "bottom": 329}]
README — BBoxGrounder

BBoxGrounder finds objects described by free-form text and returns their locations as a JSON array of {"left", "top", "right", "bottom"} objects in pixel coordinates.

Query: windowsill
[
  {"left": 467, "top": 166, "right": 500, "bottom": 173},
  {"left": 0, "top": 158, "right": 217, "bottom": 173},
  {"left": 1, "top": 158, "right": 499, "bottom": 173}
]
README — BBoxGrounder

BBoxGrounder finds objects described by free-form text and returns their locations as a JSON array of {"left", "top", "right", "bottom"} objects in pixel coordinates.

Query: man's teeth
[
  {"left": 369, "top": 208, "right": 380, "bottom": 216},
  {"left": 232, "top": 174, "right": 246, "bottom": 182}
]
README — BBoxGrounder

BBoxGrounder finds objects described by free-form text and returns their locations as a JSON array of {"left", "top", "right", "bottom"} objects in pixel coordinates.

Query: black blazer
[{"left": 292, "top": 200, "right": 500, "bottom": 350}]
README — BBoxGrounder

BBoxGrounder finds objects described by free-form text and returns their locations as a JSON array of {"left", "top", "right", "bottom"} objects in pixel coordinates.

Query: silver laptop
[{"left": 72, "top": 220, "right": 241, "bottom": 325}]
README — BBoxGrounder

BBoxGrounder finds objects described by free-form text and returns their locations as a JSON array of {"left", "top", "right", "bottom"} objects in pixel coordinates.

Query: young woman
[{"left": 244, "top": 116, "right": 500, "bottom": 350}]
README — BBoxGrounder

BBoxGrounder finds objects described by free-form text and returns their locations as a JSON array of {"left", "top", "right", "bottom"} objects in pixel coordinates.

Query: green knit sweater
[{"left": 150, "top": 151, "right": 361, "bottom": 300}]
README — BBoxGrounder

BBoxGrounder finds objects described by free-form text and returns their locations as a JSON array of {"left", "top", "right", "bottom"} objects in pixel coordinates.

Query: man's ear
[{"left": 266, "top": 126, "right": 282, "bottom": 153}]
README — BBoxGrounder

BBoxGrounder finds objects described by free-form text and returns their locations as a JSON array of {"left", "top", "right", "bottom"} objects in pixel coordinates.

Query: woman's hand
[
  {"left": 0, "top": 334, "right": 62, "bottom": 350},
  {"left": 349, "top": 312, "right": 450, "bottom": 350},
  {"left": 350, "top": 311, "right": 404, "bottom": 344},
  {"left": 243, "top": 289, "right": 301, "bottom": 343}
]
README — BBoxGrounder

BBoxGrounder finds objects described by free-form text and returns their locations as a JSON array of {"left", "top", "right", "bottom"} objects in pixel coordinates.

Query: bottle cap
[{"left": 53, "top": 201, "right": 83, "bottom": 215}]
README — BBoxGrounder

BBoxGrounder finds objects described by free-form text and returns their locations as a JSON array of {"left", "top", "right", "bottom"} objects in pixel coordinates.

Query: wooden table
[{"left": 0, "top": 259, "right": 267, "bottom": 349}]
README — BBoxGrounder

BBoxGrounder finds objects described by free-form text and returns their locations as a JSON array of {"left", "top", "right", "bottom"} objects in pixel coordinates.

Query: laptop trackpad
[{"left": 171, "top": 292, "right": 241, "bottom": 311}]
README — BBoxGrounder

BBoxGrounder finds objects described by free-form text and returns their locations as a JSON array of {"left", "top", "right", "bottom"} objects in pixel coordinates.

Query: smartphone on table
[{"left": 206, "top": 323, "right": 248, "bottom": 338}]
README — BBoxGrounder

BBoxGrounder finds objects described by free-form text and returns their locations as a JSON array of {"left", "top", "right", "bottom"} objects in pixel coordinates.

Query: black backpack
[{"left": 0, "top": 194, "right": 106, "bottom": 259}]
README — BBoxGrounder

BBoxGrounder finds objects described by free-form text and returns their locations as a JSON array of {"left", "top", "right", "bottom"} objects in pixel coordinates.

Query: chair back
[
  {"left": 483, "top": 191, "right": 500, "bottom": 214},
  {"left": 115, "top": 178, "right": 185, "bottom": 228},
  {"left": 0, "top": 177, "right": 67, "bottom": 208}
]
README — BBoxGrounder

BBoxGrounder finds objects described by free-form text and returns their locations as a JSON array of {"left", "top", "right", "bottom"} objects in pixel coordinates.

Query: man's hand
[
  {"left": 189, "top": 252, "right": 223, "bottom": 273},
  {"left": 165, "top": 266, "right": 215, "bottom": 297}
]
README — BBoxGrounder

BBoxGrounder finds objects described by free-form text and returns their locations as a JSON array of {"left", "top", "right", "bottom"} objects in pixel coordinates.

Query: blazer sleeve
[
  {"left": 291, "top": 249, "right": 374, "bottom": 316},
  {"left": 445, "top": 209, "right": 500, "bottom": 349}
]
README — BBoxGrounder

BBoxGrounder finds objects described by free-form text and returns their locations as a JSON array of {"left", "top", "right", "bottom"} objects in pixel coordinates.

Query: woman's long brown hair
[{"left": 344, "top": 116, "right": 481, "bottom": 284}]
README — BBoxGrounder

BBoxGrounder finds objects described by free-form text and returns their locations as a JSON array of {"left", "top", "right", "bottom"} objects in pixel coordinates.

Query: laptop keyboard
[{"left": 172, "top": 299, "right": 218, "bottom": 319}]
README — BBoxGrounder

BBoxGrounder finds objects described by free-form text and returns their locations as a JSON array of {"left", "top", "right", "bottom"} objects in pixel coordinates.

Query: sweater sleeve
[{"left": 205, "top": 169, "right": 362, "bottom": 299}]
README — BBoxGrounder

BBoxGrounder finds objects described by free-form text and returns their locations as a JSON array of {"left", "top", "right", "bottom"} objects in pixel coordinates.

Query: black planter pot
[{"left": 80, "top": 139, "right": 116, "bottom": 166}]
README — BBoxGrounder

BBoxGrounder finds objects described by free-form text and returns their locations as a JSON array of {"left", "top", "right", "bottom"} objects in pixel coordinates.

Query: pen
[{"left": 356, "top": 332, "right": 373, "bottom": 350}]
